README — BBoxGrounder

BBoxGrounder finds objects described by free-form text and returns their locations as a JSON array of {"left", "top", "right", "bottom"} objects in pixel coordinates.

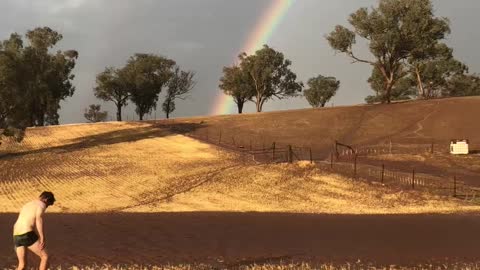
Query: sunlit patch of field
[
  {"left": 0, "top": 123, "right": 479, "bottom": 214},
  {"left": 366, "top": 154, "right": 427, "bottom": 162},
  {"left": 0, "top": 122, "right": 239, "bottom": 213}
]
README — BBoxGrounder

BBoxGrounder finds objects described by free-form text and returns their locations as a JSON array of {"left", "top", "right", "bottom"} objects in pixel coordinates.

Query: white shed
[{"left": 450, "top": 139, "right": 469, "bottom": 155}]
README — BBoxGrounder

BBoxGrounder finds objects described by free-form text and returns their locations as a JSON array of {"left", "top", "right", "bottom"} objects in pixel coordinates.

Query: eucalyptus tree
[
  {"left": 327, "top": 0, "right": 450, "bottom": 103},
  {"left": 162, "top": 66, "right": 196, "bottom": 119},
  {"left": 122, "top": 54, "right": 175, "bottom": 121},
  {"left": 238, "top": 45, "right": 303, "bottom": 112},
  {"left": 304, "top": 75, "right": 340, "bottom": 108},
  {"left": 219, "top": 65, "right": 253, "bottom": 114},
  {"left": 94, "top": 67, "right": 129, "bottom": 121}
]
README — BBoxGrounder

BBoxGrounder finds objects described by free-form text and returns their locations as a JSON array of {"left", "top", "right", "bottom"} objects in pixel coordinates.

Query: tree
[
  {"left": 94, "top": 67, "right": 129, "bottom": 121},
  {"left": 84, "top": 104, "right": 108, "bottom": 123},
  {"left": 326, "top": 0, "right": 450, "bottom": 103},
  {"left": 304, "top": 75, "right": 340, "bottom": 108},
  {"left": 365, "top": 65, "right": 416, "bottom": 103},
  {"left": 445, "top": 74, "right": 480, "bottom": 97},
  {"left": 238, "top": 45, "right": 303, "bottom": 112},
  {"left": 0, "top": 35, "right": 29, "bottom": 142},
  {"left": 22, "top": 27, "right": 78, "bottom": 126},
  {"left": 1, "top": 27, "right": 77, "bottom": 142},
  {"left": 219, "top": 65, "right": 254, "bottom": 114},
  {"left": 122, "top": 54, "right": 175, "bottom": 121},
  {"left": 162, "top": 66, "right": 196, "bottom": 119}
]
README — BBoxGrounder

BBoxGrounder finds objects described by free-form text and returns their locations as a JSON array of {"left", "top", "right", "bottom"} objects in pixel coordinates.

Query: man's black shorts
[{"left": 13, "top": 231, "right": 39, "bottom": 248}]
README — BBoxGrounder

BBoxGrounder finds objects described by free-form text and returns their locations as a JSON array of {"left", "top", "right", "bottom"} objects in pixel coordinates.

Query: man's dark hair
[{"left": 39, "top": 191, "right": 55, "bottom": 206}]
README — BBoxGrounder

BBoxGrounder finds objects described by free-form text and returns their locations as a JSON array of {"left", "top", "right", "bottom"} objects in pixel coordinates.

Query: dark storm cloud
[{"left": 0, "top": 0, "right": 479, "bottom": 123}]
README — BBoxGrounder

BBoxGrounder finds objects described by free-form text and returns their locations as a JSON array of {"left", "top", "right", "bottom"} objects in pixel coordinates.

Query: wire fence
[{"left": 168, "top": 124, "right": 480, "bottom": 202}]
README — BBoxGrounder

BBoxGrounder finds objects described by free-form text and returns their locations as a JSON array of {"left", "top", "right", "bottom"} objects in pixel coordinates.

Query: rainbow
[{"left": 210, "top": 0, "right": 295, "bottom": 115}]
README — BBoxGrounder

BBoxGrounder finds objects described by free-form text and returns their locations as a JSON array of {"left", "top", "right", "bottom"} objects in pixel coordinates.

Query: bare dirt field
[{"left": 0, "top": 101, "right": 480, "bottom": 268}]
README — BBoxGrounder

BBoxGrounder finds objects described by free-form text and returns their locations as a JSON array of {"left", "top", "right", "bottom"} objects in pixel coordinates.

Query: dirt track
[{"left": 1, "top": 212, "right": 480, "bottom": 268}]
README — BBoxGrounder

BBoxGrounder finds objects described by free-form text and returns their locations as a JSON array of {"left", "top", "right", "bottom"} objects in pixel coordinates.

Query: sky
[{"left": 0, "top": 0, "right": 479, "bottom": 124}]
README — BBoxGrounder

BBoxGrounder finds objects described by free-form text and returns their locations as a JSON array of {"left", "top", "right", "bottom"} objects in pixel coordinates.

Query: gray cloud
[{"left": 0, "top": 0, "right": 478, "bottom": 123}]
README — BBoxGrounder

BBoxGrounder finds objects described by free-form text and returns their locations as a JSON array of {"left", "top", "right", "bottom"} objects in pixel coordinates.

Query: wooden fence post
[
  {"left": 272, "top": 142, "right": 276, "bottom": 161},
  {"left": 288, "top": 145, "right": 293, "bottom": 163},
  {"left": 453, "top": 175, "right": 457, "bottom": 197},
  {"left": 353, "top": 154, "right": 357, "bottom": 180},
  {"left": 218, "top": 131, "right": 222, "bottom": 144},
  {"left": 412, "top": 169, "right": 415, "bottom": 189},
  {"left": 381, "top": 164, "right": 385, "bottom": 184},
  {"left": 309, "top": 148, "right": 313, "bottom": 164},
  {"left": 330, "top": 152, "right": 333, "bottom": 169}
]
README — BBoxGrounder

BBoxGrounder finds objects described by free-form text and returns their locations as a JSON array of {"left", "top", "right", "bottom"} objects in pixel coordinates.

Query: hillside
[
  {"left": 0, "top": 122, "right": 475, "bottom": 213},
  {"left": 1, "top": 120, "right": 480, "bottom": 268},
  {"left": 172, "top": 97, "right": 480, "bottom": 154}
]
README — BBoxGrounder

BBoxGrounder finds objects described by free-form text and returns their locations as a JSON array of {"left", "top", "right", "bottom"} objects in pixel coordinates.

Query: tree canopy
[
  {"left": 219, "top": 65, "right": 254, "bottom": 114},
  {"left": 84, "top": 104, "right": 108, "bottom": 123},
  {"left": 239, "top": 45, "right": 303, "bottom": 112},
  {"left": 94, "top": 67, "right": 129, "bottom": 121},
  {"left": 304, "top": 75, "right": 340, "bottom": 108},
  {"left": 0, "top": 27, "right": 77, "bottom": 142},
  {"left": 162, "top": 66, "right": 196, "bottom": 119},
  {"left": 122, "top": 54, "right": 175, "bottom": 120},
  {"left": 326, "top": 0, "right": 450, "bottom": 103},
  {"left": 220, "top": 45, "right": 302, "bottom": 113}
]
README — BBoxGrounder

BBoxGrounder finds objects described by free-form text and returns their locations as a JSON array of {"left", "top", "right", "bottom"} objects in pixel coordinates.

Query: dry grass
[
  {"left": 367, "top": 154, "right": 427, "bottom": 162},
  {"left": 4, "top": 262, "right": 480, "bottom": 270},
  {"left": 0, "top": 122, "right": 478, "bottom": 214}
]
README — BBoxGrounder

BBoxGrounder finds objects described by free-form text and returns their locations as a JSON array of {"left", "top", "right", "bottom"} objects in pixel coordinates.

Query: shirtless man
[{"left": 13, "top": 191, "right": 55, "bottom": 270}]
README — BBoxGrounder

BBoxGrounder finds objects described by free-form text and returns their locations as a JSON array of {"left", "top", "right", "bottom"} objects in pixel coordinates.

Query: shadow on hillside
[
  {"left": 1, "top": 212, "right": 479, "bottom": 268},
  {"left": 0, "top": 122, "right": 204, "bottom": 160}
]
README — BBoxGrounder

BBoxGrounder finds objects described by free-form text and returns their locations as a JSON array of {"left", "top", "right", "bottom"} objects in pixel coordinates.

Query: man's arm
[{"left": 35, "top": 205, "right": 46, "bottom": 249}]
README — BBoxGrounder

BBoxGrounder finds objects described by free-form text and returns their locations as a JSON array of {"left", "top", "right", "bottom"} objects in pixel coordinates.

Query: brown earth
[
  {"left": 1, "top": 213, "right": 480, "bottom": 268},
  {"left": 166, "top": 97, "right": 480, "bottom": 186},
  {"left": 168, "top": 97, "right": 480, "bottom": 150},
  {"left": 1, "top": 98, "right": 480, "bottom": 268}
]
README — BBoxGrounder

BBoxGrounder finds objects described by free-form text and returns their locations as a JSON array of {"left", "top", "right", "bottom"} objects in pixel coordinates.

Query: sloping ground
[
  {"left": 171, "top": 96, "right": 480, "bottom": 153},
  {"left": 1, "top": 122, "right": 480, "bottom": 268},
  {"left": 0, "top": 122, "right": 477, "bottom": 214},
  {"left": 168, "top": 97, "right": 480, "bottom": 187}
]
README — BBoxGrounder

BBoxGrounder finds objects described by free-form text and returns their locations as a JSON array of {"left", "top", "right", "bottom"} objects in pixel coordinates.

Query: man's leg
[
  {"left": 28, "top": 241, "right": 49, "bottom": 270},
  {"left": 15, "top": 246, "right": 27, "bottom": 270}
]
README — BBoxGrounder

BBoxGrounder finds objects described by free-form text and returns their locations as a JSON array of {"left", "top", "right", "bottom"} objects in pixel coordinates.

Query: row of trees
[
  {"left": 219, "top": 45, "right": 339, "bottom": 113},
  {"left": 3, "top": 0, "right": 480, "bottom": 140},
  {"left": 0, "top": 27, "right": 196, "bottom": 141},
  {"left": 93, "top": 54, "right": 195, "bottom": 121},
  {"left": 0, "top": 27, "right": 78, "bottom": 141},
  {"left": 220, "top": 0, "right": 480, "bottom": 110}
]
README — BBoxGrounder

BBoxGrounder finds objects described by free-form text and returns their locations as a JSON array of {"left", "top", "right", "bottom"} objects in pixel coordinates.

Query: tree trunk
[
  {"left": 116, "top": 103, "right": 122, "bottom": 121},
  {"left": 139, "top": 113, "right": 144, "bottom": 121},
  {"left": 166, "top": 111, "right": 170, "bottom": 119},
  {"left": 415, "top": 67, "right": 425, "bottom": 99},
  {"left": 256, "top": 96, "right": 264, "bottom": 112},
  {"left": 385, "top": 81, "right": 393, "bottom": 104},
  {"left": 237, "top": 101, "right": 244, "bottom": 114}
]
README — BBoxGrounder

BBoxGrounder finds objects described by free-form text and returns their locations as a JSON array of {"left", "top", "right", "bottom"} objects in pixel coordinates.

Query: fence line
[{"left": 181, "top": 126, "right": 479, "bottom": 201}]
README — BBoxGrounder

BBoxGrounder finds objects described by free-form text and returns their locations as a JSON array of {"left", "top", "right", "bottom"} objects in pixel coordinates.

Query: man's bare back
[
  {"left": 13, "top": 191, "right": 55, "bottom": 270},
  {"left": 13, "top": 200, "right": 46, "bottom": 236}
]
